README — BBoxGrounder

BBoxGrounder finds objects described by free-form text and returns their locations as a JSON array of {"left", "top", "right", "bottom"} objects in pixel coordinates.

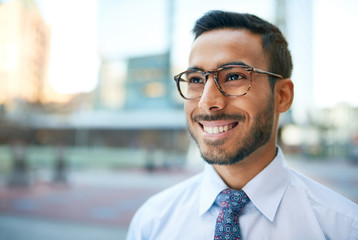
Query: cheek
[
  {"left": 184, "top": 101, "right": 196, "bottom": 120},
  {"left": 245, "top": 82, "right": 273, "bottom": 108}
]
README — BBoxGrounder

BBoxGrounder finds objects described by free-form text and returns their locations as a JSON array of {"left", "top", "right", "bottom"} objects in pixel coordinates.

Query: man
[{"left": 127, "top": 10, "right": 358, "bottom": 240}]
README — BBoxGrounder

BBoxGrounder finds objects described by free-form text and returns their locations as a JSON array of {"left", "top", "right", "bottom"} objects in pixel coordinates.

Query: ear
[{"left": 275, "top": 79, "right": 294, "bottom": 113}]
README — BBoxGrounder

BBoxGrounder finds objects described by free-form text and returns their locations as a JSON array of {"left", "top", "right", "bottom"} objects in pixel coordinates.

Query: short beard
[{"left": 187, "top": 96, "right": 274, "bottom": 165}]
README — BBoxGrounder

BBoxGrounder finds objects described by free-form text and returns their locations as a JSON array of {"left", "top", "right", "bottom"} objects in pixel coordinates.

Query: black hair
[{"left": 193, "top": 10, "right": 293, "bottom": 89}]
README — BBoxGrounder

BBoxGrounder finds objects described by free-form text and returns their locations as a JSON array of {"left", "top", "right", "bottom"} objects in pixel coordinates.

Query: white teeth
[{"left": 203, "top": 124, "right": 233, "bottom": 134}]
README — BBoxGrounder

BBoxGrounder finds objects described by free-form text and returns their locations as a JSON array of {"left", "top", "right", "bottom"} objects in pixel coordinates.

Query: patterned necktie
[{"left": 214, "top": 188, "right": 250, "bottom": 240}]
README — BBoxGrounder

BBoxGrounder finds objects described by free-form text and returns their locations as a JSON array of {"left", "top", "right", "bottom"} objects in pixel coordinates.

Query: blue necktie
[{"left": 214, "top": 188, "right": 250, "bottom": 240}]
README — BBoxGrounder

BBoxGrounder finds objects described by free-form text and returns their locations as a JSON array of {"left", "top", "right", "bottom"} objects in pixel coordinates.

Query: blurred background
[{"left": 0, "top": 0, "right": 357, "bottom": 239}]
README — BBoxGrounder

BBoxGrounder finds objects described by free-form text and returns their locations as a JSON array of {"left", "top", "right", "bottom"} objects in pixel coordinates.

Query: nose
[{"left": 198, "top": 75, "right": 226, "bottom": 112}]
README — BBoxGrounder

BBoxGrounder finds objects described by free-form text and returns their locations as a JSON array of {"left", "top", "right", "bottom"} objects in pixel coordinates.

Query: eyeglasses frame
[{"left": 174, "top": 64, "right": 283, "bottom": 100}]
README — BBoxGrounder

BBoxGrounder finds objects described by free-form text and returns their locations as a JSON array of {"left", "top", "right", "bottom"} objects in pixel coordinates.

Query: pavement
[
  {"left": 0, "top": 168, "right": 197, "bottom": 240},
  {"left": 0, "top": 156, "right": 357, "bottom": 240}
]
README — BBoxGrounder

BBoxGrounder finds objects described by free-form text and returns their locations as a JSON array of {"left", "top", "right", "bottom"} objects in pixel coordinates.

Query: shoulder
[
  {"left": 129, "top": 172, "right": 203, "bottom": 229},
  {"left": 287, "top": 168, "right": 358, "bottom": 237},
  {"left": 127, "top": 173, "right": 203, "bottom": 239},
  {"left": 143, "top": 172, "right": 202, "bottom": 211},
  {"left": 288, "top": 168, "right": 358, "bottom": 213}
]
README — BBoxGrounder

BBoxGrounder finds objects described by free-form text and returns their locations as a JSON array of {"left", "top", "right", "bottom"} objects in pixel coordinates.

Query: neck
[{"left": 213, "top": 142, "right": 277, "bottom": 190}]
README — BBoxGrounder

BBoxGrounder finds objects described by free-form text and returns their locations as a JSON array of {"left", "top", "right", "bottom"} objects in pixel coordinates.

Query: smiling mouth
[{"left": 200, "top": 122, "right": 238, "bottom": 134}]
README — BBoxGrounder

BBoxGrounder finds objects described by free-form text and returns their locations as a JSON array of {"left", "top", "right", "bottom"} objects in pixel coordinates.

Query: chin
[{"left": 200, "top": 145, "right": 250, "bottom": 165}]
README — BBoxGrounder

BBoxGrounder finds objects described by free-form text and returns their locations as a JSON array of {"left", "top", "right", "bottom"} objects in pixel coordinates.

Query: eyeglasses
[{"left": 174, "top": 64, "right": 283, "bottom": 100}]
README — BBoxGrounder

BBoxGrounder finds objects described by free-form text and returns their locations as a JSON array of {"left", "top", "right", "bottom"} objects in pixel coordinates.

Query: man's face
[{"left": 185, "top": 29, "right": 277, "bottom": 165}]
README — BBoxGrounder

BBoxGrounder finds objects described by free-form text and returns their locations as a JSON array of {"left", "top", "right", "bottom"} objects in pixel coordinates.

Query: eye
[
  {"left": 225, "top": 73, "right": 246, "bottom": 81},
  {"left": 189, "top": 77, "right": 203, "bottom": 83}
]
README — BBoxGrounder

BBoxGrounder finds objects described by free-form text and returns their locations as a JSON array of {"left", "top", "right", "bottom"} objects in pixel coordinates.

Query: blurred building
[
  {"left": 0, "top": 0, "right": 69, "bottom": 112},
  {"left": 85, "top": 52, "right": 189, "bottom": 168},
  {"left": 96, "top": 52, "right": 180, "bottom": 111},
  {"left": 280, "top": 0, "right": 314, "bottom": 125},
  {"left": 281, "top": 103, "right": 358, "bottom": 159},
  {"left": 125, "top": 53, "right": 174, "bottom": 110},
  {"left": 95, "top": 58, "right": 127, "bottom": 110},
  {"left": 0, "top": 0, "right": 83, "bottom": 144},
  {"left": 314, "top": 103, "right": 358, "bottom": 157}
]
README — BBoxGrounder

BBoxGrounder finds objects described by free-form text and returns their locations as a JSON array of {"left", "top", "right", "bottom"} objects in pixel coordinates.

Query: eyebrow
[
  {"left": 187, "top": 61, "right": 249, "bottom": 71},
  {"left": 220, "top": 61, "right": 248, "bottom": 68}
]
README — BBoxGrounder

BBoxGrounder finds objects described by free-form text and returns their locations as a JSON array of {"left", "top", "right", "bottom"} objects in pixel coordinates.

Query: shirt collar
[
  {"left": 243, "top": 147, "right": 289, "bottom": 222},
  {"left": 199, "top": 147, "right": 289, "bottom": 222},
  {"left": 199, "top": 163, "right": 227, "bottom": 216}
]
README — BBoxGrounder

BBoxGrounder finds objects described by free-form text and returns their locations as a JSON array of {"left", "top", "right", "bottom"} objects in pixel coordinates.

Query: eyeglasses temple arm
[{"left": 253, "top": 68, "right": 283, "bottom": 79}]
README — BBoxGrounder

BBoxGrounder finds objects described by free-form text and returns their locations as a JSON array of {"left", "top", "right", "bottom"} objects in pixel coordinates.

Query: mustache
[{"left": 193, "top": 113, "right": 246, "bottom": 122}]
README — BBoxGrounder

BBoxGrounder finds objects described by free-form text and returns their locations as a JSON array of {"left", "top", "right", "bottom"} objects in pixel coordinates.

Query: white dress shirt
[{"left": 126, "top": 148, "right": 358, "bottom": 240}]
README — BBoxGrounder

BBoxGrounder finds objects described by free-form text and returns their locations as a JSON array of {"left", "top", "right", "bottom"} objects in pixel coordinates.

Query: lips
[
  {"left": 193, "top": 113, "right": 245, "bottom": 135},
  {"left": 200, "top": 122, "right": 238, "bottom": 134}
]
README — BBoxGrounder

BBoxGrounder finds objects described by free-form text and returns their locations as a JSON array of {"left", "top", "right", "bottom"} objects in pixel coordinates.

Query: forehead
[{"left": 189, "top": 29, "right": 268, "bottom": 70}]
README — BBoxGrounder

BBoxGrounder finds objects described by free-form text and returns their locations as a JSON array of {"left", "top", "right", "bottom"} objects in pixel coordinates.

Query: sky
[
  {"left": 313, "top": 0, "right": 358, "bottom": 108},
  {"left": 33, "top": 0, "right": 358, "bottom": 110},
  {"left": 34, "top": 0, "right": 99, "bottom": 94}
]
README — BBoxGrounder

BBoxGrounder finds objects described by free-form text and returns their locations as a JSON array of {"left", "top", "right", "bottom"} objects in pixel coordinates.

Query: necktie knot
[{"left": 216, "top": 188, "right": 250, "bottom": 212}]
